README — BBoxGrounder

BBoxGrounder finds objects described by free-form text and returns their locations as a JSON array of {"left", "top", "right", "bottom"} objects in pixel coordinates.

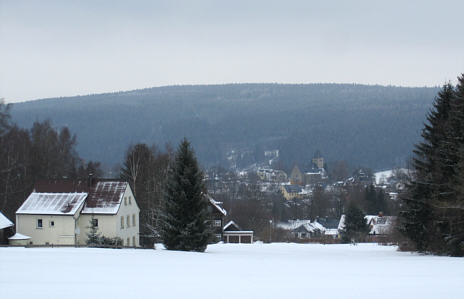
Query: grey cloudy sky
[{"left": 1, "top": 0, "right": 463, "bottom": 103}]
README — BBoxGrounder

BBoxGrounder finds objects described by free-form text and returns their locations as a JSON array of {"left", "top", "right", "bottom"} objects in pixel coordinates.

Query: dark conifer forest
[{"left": 10, "top": 83, "right": 438, "bottom": 170}]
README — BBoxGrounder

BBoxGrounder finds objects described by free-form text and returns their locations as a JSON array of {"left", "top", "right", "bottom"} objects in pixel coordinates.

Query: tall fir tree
[
  {"left": 161, "top": 139, "right": 211, "bottom": 252},
  {"left": 341, "top": 202, "right": 370, "bottom": 243},
  {"left": 400, "top": 83, "right": 454, "bottom": 252},
  {"left": 400, "top": 79, "right": 464, "bottom": 255}
]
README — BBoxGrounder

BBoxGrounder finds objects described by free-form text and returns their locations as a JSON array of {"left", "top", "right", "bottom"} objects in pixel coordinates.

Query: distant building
[
  {"left": 277, "top": 218, "right": 339, "bottom": 239},
  {"left": 281, "top": 184, "right": 304, "bottom": 200},
  {"left": 207, "top": 195, "right": 227, "bottom": 242},
  {"left": 312, "top": 151, "right": 324, "bottom": 169},
  {"left": 223, "top": 221, "right": 253, "bottom": 243},
  {"left": 14, "top": 179, "right": 140, "bottom": 247},
  {"left": 290, "top": 165, "right": 304, "bottom": 185}
]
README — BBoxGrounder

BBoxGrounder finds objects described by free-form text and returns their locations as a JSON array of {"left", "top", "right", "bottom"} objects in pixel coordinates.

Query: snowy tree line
[{"left": 0, "top": 101, "right": 102, "bottom": 223}]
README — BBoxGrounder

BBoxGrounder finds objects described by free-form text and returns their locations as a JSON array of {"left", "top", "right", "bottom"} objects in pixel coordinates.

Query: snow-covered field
[{"left": 1, "top": 243, "right": 462, "bottom": 299}]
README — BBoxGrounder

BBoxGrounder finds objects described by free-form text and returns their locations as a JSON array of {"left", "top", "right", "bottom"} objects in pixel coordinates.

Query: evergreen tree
[
  {"left": 400, "top": 84, "right": 454, "bottom": 252},
  {"left": 161, "top": 139, "right": 211, "bottom": 252},
  {"left": 400, "top": 79, "right": 464, "bottom": 255},
  {"left": 341, "top": 202, "right": 370, "bottom": 243}
]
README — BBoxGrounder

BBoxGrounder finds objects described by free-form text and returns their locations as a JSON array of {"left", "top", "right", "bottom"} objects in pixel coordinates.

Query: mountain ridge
[{"left": 10, "top": 83, "right": 439, "bottom": 171}]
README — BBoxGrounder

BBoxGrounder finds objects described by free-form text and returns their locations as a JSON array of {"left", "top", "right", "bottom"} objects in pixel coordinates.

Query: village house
[
  {"left": 223, "top": 220, "right": 254, "bottom": 243},
  {"left": 277, "top": 219, "right": 339, "bottom": 240},
  {"left": 338, "top": 213, "right": 397, "bottom": 241},
  {"left": 0, "top": 211, "right": 14, "bottom": 244},
  {"left": 281, "top": 184, "right": 308, "bottom": 200},
  {"left": 207, "top": 195, "right": 227, "bottom": 242},
  {"left": 14, "top": 179, "right": 140, "bottom": 247}
]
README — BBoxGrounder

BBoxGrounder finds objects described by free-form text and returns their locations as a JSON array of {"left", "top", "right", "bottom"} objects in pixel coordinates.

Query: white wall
[
  {"left": 16, "top": 185, "right": 141, "bottom": 247},
  {"left": 76, "top": 186, "right": 140, "bottom": 247},
  {"left": 16, "top": 214, "right": 76, "bottom": 245},
  {"left": 115, "top": 187, "right": 140, "bottom": 247}
]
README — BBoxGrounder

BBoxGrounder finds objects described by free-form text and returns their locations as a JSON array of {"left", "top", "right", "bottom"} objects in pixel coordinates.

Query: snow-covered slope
[{"left": 1, "top": 244, "right": 462, "bottom": 299}]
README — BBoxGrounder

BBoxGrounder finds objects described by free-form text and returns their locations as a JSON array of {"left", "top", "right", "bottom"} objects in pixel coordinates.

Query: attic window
[
  {"left": 37, "top": 219, "right": 43, "bottom": 228},
  {"left": 129, "top": 196, "right": 132, "bottom": 205},
  {"left": 92, "top": 218, "right": 98, "bottom": 227},
  {"left": 124, "top": 197, "right": 127, "bottom": 206},
  {"left": 50, "top": 220, "right": 55, "bottom": 227}
]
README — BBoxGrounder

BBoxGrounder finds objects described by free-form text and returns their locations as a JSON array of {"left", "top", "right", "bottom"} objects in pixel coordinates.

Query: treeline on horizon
[{"left": 9, "top": 83, "right": 438, "bottom": 171}]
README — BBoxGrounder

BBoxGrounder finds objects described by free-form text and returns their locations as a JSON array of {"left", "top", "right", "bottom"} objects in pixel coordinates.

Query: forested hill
[{"left": 10, "top": 84, "right": 438, "bottom": 170}]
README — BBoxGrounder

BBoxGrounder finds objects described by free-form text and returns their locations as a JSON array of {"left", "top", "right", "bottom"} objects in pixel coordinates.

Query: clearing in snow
[{"left": 0, "top": 243, "right": 462, "bottom": 299}]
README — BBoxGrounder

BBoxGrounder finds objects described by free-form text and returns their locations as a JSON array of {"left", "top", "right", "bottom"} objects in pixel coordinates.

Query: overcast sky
[{"left": 1, "top": 0, "right": 463, "bottom": 103}]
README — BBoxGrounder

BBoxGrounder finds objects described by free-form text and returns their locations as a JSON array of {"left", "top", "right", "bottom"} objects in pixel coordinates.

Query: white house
[{"left": 15, "top": 179, "right": 140, "bottom": 247}]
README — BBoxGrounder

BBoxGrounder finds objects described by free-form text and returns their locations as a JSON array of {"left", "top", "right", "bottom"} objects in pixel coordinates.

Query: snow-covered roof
[
  {"left": 283, "top": 184, "right": 303, "bottom": 193},
  {"left": 8, "top": 233, "right": 31, "bottom": 240},
  {"left": 324, "top": 229, "right": 339, "bottom": 235},
  {"left": 16, "top": 192, "right": 87, "bottom": 215},
  {"left": 277, "top": 220, "right": 328, "bottom": 234},
  {"left": 81, "top": 181, "right": 127, "bottom": 214},
  {"left": 208, "top": 195, "right": 227, "bottom": 216},
  {"left": 0, "top": 211, "right": 13, "bottom": 229},
  {"left": 223, "top": 220, "right": 240, "bottom": 231},
  {"left": 374, "top": 168, "right": 409, "bottom": 185},
  {"left": 223, "top": 230, "right": 254, "bottom": 234}
]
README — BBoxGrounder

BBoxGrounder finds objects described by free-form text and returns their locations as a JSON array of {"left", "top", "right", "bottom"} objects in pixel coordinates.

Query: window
[
  {"left": 127, "top": 215, "right": 130, "bottom": 228},
  {"left": 37, "top": 219, "right": 43, "bottom": 228},
  {"left": 213, "top": 220, "right": 222, "bottom": 227},
  {"left": 92, "top": 218, "right": 98, "bottom": 227},
  {"left": 132, "top": 236, "right": 136, "bottom": 247},
  {"left": 49, "top": 220, "right": 55, "bottom": 227},
  {"left": 215, "top": 234, "right": 222, "bottom": 240},
  {"left": 129, "top": 196, "right": 132, "bottom": 205},
  {"left": 127, "top": 237, "right": 130, "bottom": 246},
  {"left": 132, "top": 214, "right": 136, "bottom": 226},
  {"left": 124, "top": 197, "right": 127, "bottom": 206},
  {"left": 120, "top": 216, "right": 124, "bottom": 229}
]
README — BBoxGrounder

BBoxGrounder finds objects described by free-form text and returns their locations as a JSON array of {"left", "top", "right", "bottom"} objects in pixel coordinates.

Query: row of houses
[
  {"left": 1, "top": 178, "right": 254, "bottom": 247},
  {"left": 277, "top": 214, "right": 396, "bottom": 240}
]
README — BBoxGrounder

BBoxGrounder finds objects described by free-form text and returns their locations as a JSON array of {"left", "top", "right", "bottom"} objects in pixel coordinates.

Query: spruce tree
[
  {"left": 400, "top": 83, "right": 457, "bottom": 253},
  {"left": 442, "top": 75, "right": 464, "bottom": 255},
  {"left": 161, "top": 139, "right": 211, "bottom": 252},
  {"left": 341, "top": 202, "right": 370, "bottom": 243}
]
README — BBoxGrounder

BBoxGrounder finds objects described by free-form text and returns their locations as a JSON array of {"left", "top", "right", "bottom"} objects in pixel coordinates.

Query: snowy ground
[{"left": 1, "top": 243, "right": 462, "bottom": 299}]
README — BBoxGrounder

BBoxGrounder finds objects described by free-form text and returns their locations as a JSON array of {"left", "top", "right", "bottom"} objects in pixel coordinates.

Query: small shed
[
  {"left": 0, "top": 211, "right": 14, "bottom": 244},
  {"left": 9, "top": 233, "right": 31, "bottom": 246},
  {"left": 223, "top": 221, "right": 254, "bottom": 244}
]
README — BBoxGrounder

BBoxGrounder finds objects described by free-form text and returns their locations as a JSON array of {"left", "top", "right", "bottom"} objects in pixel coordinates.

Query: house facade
[
  {"left": 223, "top": 221, "right": 253, "bottom": 243},
  {"left": 207, "top": 195, "right": 227, "bottom": 242},
  {"left": 15, "top": 179, "right": 140, "bottom": 247}
]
